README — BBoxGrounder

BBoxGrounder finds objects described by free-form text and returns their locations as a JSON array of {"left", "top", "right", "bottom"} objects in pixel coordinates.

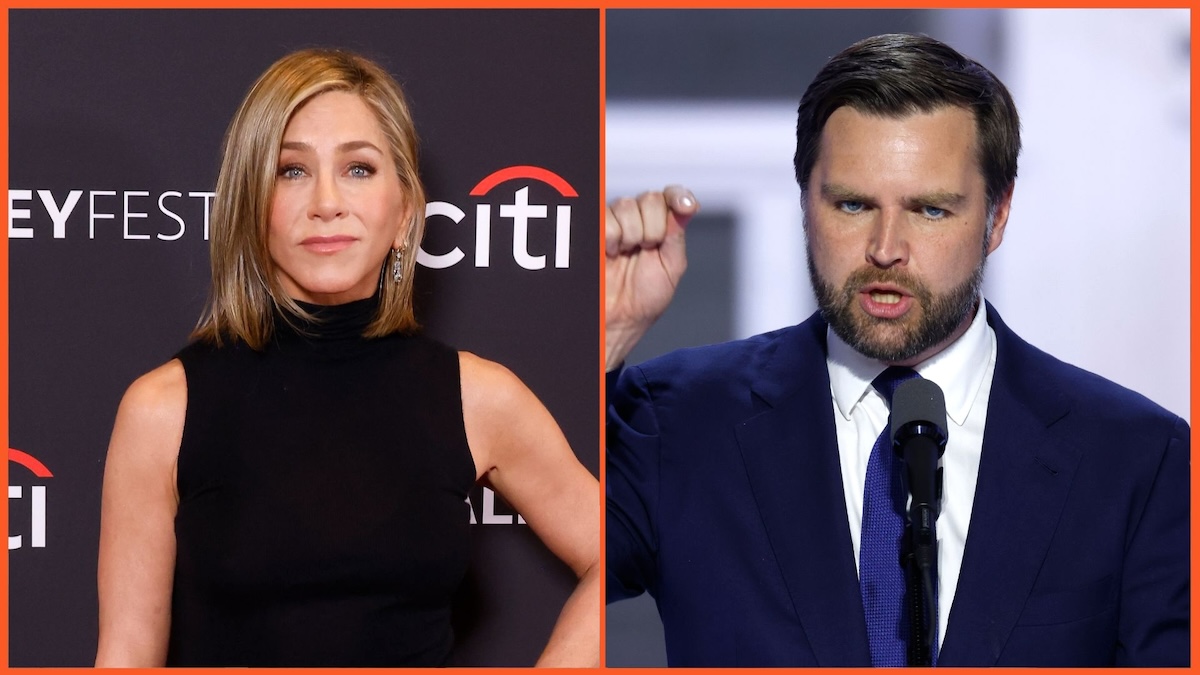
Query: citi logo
[
  {"left": 418, "top": 165, "right": 579, "bottom": 271},
  {"left": 9, "top": 448, "right": 52, "bottom": 550}
]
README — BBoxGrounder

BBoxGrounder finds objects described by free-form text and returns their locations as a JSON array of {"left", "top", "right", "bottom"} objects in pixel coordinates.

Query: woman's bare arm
[
  {"left": 460, "top": 352, "right": 600, "bottom": 668},
  {"left": 94, "top": 360, "right": 186, "bottom": 667}
]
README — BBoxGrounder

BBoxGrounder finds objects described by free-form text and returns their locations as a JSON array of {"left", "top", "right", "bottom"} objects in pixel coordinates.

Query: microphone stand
[{"left": 902, "top": 521, "right": 936, "bottom": 666}]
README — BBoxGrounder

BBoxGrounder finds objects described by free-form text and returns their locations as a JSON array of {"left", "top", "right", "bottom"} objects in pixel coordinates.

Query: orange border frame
[
  {"left": 3, "top": 3, "right": 1197, "bottom": 675},
  {"left": 2, "top": 3, "right": 10, "bottom": 669}
]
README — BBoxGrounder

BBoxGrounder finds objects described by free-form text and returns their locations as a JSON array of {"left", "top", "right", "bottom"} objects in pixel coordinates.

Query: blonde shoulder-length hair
[{"left": 192, "top": 48, "right": 426, "bottom": 349}]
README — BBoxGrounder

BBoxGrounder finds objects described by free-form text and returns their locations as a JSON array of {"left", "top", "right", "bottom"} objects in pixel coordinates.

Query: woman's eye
[
  {"left": 348, "top": 164, "right": 375, "bottom": 178},
  {"left": 837, "top": 201, "right": 865, "bottom": 214},
  {"left": 278, "top": 165, "right": 305, "bottom": 179}
]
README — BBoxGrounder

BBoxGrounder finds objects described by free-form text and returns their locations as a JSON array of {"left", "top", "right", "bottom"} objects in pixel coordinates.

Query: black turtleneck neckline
[{"left": 274, "top": 293, "right": 381, "bottom": 348}]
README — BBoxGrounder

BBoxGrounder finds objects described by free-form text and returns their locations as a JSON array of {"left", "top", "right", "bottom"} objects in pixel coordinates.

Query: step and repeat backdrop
[{"left": 9, "top": 9, "right": 599, "bottom": 666}]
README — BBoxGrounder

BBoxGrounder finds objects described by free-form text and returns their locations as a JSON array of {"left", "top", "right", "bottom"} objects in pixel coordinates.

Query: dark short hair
[{"left": 794, "top": 33, "right": 1020, "bottom": 213}]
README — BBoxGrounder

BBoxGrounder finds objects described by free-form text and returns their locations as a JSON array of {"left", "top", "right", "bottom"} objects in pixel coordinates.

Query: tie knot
[{"left": 871, "top": 366, "right": 920, "bottom": 406}]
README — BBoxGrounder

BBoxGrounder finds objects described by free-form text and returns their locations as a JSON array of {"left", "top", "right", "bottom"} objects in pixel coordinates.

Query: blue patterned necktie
[{"left": 860, "top": 366, "right": 920, "bottom": 666}]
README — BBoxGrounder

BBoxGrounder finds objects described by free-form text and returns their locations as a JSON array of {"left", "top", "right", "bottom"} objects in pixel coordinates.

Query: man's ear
[{"left": 986, "top": 185, "right": 1014, "bottom": 255}]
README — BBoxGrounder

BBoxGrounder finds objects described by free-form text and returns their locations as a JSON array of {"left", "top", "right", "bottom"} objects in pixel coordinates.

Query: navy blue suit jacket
[{"left": 606, "top": 304, "right": 1189, "bottom": 666}]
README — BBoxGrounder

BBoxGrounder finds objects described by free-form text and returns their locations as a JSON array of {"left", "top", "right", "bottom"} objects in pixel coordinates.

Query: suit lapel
[
  {"left": 734, "top": 317, "right": 872, "bottom": 666},
  {"left": 938, "top": 306, "right": 1082, "bottom": 665}
]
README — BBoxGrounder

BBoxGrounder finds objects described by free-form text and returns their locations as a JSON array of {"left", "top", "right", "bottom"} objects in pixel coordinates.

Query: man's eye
[
  {"left": 837, "top": 201, "right": 865, "bottom": 214},
  {"left": 921, "top": 205, "right": 947, "bottom": 219}
]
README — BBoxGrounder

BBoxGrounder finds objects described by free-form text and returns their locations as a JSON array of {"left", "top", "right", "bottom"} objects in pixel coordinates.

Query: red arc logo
[
  {"left": 9, "top": 448, "right": 53, "bottom": 478},
  {"left": 469, "top": 166, "right": 577, "bottom": 197}
]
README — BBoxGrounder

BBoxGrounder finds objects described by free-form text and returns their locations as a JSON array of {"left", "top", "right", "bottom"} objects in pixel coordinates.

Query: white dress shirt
[{"left": 827, "top": 300, "right": 996, "bottom": 649}]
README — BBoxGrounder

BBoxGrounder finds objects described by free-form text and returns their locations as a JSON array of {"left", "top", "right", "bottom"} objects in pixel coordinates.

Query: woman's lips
[{"left": 300, "top": 235, "right": 356, "bottom": 254}]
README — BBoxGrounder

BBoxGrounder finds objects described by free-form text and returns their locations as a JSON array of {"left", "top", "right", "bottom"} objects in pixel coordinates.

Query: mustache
[{"left": 841, "top": 266, "right": 929, "bottom": 300}]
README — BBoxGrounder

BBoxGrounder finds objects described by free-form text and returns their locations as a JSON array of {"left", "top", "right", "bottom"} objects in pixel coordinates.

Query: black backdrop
[{"left": 8, "top": 9, "right": 599, "bottom": 666}]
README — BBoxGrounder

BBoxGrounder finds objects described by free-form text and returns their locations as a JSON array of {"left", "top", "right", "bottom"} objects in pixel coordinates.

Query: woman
[{"left": 94, "top": 48, "right": 598, "bottom": 667}]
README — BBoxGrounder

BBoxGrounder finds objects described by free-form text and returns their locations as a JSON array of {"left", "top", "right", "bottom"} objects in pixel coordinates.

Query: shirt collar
[{"left": 827, "top": 298, "right": 992, "bottom": 426}]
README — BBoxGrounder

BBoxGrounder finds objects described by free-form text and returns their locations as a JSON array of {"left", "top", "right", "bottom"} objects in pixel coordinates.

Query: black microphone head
[{"left": 890, "top": 377, "right": 948, "bottom": 453}]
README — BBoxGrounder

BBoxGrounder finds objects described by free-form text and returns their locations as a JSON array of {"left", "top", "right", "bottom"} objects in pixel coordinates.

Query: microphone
[
  {"left": 890, "top": 378, "right": 948, "bottom": 570},
  {"left": 890, "top": 377, "right": 948, "bottom": 665}
]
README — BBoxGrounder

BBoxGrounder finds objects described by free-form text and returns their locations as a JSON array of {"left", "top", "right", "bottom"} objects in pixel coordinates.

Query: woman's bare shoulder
[
  {"left": 109, "top": 359, "right": 187, "bottom": 467},
  {"left": 457, "top": 351, "right": 547, "bottom": 476},
  {"left": 458, "top": 350, "right": 525, "bottom": 405},
  {"left": 121, "top": 359, "right": 187, "bottom": 417}
]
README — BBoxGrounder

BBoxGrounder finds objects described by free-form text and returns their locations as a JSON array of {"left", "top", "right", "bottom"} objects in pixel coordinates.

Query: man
[{"left": 605, "top": 33, "right": 1189, "bottom": 667}]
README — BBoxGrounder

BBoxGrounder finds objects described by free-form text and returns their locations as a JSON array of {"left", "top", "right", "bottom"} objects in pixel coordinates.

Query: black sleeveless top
[{"left": 166, "top": 297, "right": 476, "bottom": 667}]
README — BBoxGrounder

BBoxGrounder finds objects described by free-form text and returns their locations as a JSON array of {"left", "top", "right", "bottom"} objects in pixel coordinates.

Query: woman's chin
[{"left": 282, "top": 279, "right": 377, "bottom": 306}]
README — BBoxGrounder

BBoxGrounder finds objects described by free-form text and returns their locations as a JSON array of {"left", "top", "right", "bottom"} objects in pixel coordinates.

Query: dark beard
[{"left": 807, "top": 245, "right": 984, "bottom": 363}]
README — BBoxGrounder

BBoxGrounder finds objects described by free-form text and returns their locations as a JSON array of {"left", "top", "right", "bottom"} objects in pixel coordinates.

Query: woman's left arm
[{"left": 460, "top": 352, "right": 600, "bottom": 668}]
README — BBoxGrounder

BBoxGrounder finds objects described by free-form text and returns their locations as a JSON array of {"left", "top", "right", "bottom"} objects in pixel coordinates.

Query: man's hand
[{"left": 605, "top": 185, "right": 699, "bottom": 371}]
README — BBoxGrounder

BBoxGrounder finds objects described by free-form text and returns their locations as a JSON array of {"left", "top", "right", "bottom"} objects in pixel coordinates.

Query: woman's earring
[{"left": 391, "top": 247, "right": 405, "bottom": 284}]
